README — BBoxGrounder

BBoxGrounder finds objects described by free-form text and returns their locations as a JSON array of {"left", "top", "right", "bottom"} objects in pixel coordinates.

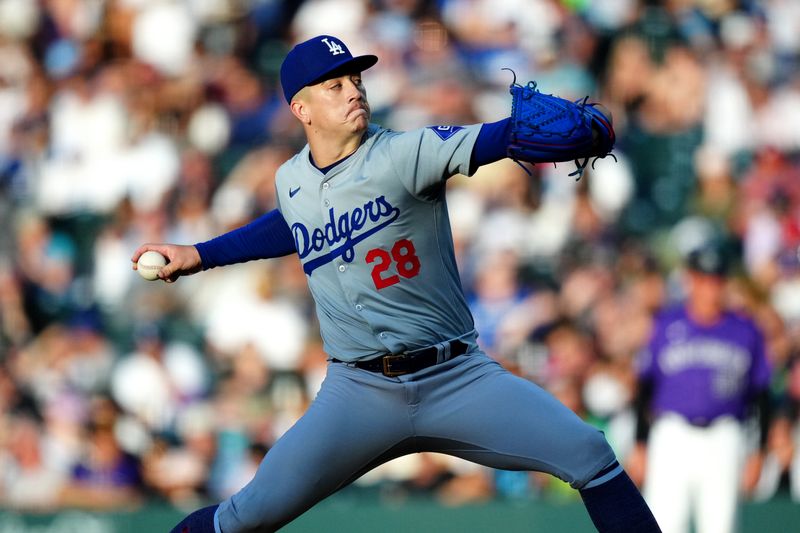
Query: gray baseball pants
[{"left": 215, "top": 350, "right": 616, "bottom": 532}]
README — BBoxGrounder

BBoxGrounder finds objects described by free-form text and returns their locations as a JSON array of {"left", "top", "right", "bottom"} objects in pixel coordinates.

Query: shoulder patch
[{"left": 427, "top": 125, "right": 464, "bottom": 141}]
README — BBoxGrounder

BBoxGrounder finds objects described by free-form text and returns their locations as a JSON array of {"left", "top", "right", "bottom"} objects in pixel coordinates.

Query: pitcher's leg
[
  {"left": 216, "top": 363, "right": 412, "bottom": 533},
  {"left": 415, "top": 354, "right": 614, "bottom": 486},
  {"left": 413, "top": 353, "right": 659, "bottom": 532}
]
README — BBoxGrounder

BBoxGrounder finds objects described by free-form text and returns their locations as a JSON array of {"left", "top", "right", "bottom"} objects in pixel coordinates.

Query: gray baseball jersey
[{"left": 275, "top": 123, "right": 481, "bottom": 361}]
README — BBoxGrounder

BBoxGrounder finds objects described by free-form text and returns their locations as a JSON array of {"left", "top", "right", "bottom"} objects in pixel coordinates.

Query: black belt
[
  {"left": 663, "top": 413, "right": 729, "bottom": 428},
  {"left": 688, "top": 417, "right": 714, "bottom": 428},
  {"left": 686, "top": 415, "right": 730, "bottom": 428},
  {"left": 335, "top": 340, "right": 469, "bottom": 377}
]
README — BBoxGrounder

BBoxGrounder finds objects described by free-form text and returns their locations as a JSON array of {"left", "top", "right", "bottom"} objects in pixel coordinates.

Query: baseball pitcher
[{"left": 132, "top": 35, "right": 659, "bottom": 533}]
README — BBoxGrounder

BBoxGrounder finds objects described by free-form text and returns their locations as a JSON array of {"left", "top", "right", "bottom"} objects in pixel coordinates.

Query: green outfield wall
[{"left": 1, "top": 496, "right": 798, "bottom": 532}]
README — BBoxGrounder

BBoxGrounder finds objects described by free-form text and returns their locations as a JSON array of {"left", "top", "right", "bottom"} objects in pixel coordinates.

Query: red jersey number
[{"left": 366, "top": 238, "right": 421, "bottom": 290}]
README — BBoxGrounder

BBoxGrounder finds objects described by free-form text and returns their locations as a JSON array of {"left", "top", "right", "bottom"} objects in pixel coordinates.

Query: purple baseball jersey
[{"left": 638, "top": 306, "right": 771, "bottom": 424}]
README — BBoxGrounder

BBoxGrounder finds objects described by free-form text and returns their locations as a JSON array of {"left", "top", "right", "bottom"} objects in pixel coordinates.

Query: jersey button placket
[{"left": 321, "top": 181, "right": 331, "bottom": 215}]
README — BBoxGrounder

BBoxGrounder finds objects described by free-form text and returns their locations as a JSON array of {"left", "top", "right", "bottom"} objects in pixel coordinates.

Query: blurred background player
[{"left": 629, "top": 244, "right": 772, "bottom": 533}]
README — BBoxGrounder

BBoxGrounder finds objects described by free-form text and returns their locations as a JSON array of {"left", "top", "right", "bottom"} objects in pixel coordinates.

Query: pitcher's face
[{"left": 302, "top": 73, "right": 370, "bottom": 136}]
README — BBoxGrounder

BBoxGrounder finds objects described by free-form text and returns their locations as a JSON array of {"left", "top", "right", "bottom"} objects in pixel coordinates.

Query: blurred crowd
[{"left": 1, "top": 0, "right": 800, "bottom": 515}]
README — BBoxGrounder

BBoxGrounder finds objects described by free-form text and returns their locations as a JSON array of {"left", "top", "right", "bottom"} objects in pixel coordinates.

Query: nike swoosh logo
[{"left": 289, "top": 186, "right": 301, "bottom": 198}]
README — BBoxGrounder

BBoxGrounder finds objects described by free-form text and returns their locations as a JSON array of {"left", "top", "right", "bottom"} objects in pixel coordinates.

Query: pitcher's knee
[
  {"left": 565, "top": 424, "right": 617, "bottom": 490},
  {"left": 217, "top": 494, "right": 291, "bottom": 533}
]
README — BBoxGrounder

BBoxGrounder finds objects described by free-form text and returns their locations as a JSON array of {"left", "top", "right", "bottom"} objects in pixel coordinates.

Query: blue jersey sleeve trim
[
  {"left": 195, "top": 209, "right": 297, "bottom": 270},
  {"left": 470, "top": 117, "right": 511, "bottom": 173}
]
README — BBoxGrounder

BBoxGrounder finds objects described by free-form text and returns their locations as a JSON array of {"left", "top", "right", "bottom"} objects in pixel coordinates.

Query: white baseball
[{"left": 137, "top": 250, "right": 167, "bottom": 281}]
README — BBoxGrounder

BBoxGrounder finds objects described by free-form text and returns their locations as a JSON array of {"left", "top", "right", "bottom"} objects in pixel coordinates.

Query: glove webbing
[{"left": 505, "top": 70, "right": 616, "bottom": 180}]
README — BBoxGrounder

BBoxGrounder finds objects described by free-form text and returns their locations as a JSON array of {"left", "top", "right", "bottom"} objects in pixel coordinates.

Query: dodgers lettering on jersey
[
  {"left": 638, "top": 306, "right": 771, "bottom": 423},
  {"left": 292, "top": 195, "right": 400, "bottom": 275},
  {"left": 275, "top": 124, "right": 483, "bottom": 361}
]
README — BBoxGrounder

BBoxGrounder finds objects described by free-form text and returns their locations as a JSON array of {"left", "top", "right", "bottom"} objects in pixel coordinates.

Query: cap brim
[{"left": 308, "top": 54, "right": 378, "bottom": 86}]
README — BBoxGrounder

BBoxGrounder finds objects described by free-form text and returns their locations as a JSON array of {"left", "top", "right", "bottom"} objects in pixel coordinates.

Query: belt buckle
[{"left": 382, "top": 354, "right": 408, "bottom": 377}]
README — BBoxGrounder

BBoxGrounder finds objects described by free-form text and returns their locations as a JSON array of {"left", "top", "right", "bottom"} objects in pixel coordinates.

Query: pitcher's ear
[{"left": 290, "top": 88, "right": 312, "bottom": 124}]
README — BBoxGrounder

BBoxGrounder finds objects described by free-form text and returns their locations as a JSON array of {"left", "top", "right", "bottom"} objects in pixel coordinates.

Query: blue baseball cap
[{"left": 280, "top": 35, "right": 378, "bottom": 104}]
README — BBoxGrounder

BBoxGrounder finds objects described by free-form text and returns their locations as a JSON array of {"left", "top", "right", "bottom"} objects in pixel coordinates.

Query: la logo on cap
[{"left": 321, "top": 37, "right": 345, "bottom": 56}]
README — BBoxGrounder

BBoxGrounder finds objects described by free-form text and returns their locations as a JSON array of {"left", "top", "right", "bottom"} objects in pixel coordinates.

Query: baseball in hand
[{"left": 137, "top": 250, "right": 167, "bottom": 281}]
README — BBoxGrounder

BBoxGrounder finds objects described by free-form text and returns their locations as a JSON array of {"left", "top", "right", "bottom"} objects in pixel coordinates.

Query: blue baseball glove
[{"left": 506, "top": 71, "right": 616, "bottom": 179}]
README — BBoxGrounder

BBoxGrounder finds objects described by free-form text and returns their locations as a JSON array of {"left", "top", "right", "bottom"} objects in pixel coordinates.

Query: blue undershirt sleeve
[
  {"left": 469, "top": 117, "right": 511, "bottom": 173},
  {"left": 194, "top": 209, "right": 297, "bottom": 270}
]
